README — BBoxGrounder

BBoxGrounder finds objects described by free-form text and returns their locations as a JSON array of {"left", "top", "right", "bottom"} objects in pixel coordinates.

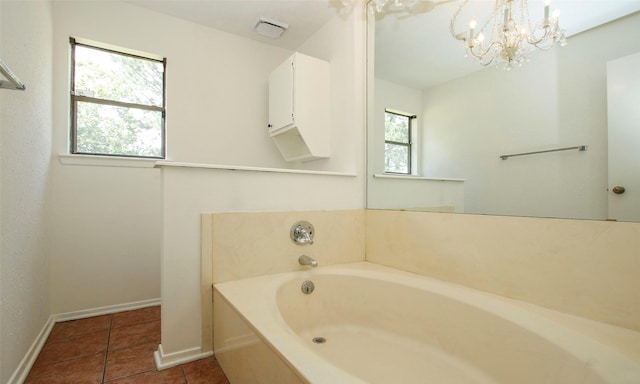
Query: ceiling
[
  {"left": 375, "top": 0, "right": 640, "bottom": 89},
  {"left": 126, "top": 0, "right": 342, "bottom": 50},
  {"left": 127, "top": 0, "right": 639, "bottom": 89}
]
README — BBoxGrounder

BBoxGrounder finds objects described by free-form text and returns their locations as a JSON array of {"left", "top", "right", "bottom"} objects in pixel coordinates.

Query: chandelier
[
  {"left": 350, "top": 0, "right": 451, "bottom": 15},
  {"left": 450, "top": 0, "right": 567, "bottom": 69},
  {"left": 367, "top": 0, "right": 418, "bottom": 13}
]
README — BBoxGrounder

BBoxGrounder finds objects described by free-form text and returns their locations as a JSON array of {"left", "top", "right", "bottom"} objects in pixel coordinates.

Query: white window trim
[{"left": 58, "top": 154, "right": 157, "bottom": 168}]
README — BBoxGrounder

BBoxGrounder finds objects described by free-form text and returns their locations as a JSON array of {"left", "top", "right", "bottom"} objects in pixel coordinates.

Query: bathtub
[{"left": 213, "top": 262, "right": 640, "bottom": 383}]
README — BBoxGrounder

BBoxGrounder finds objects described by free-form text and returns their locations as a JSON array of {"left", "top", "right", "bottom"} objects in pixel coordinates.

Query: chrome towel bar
[{"left": 500, "top": 145, "right": 588, "bottom": 160}]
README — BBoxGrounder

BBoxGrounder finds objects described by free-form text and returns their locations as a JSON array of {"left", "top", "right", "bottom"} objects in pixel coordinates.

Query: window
[
  {"left": 384, "top": 110, "right": 415, "bottom": 174},
  {"left": 70, "top": 38, "right": 166, "bottom": 158}
]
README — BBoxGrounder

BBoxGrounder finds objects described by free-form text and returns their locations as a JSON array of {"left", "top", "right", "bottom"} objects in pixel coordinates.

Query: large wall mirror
[{"left": 366, "top": 0, "right": 640, "bottom": 222}]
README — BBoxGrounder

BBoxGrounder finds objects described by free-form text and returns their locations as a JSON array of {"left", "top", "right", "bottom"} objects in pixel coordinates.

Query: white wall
[
  {"left": 0, "top": 2, "right": 53, "bottom": 382},
  {"left": 158, "top": 7, "right": 367, "bottom": 366},
  {"left": 421, "top": 12, "right": 640, "bottom": 220},
  {"left": 50, "top": 1, "right": 164, "bottom": 315},
  {"left": 48, "top": 0, "right": 298, "bottom": 315}
]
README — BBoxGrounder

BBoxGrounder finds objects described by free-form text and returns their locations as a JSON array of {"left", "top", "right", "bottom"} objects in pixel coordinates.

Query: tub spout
[{"left": 298, "top": 254, "right": 317, "bottom": 268}]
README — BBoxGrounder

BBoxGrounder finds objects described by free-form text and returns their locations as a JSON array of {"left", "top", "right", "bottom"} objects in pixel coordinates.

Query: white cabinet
[{"left": 268, "top": 52, "right": 330, "bottom": 162}]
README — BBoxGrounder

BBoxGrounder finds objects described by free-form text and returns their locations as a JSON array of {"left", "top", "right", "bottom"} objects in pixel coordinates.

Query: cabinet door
[{"left": 268, "top": 56, "right": 294, "bottom": 131}]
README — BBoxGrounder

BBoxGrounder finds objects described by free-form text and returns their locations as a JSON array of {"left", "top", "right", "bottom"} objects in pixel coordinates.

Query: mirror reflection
[{"left": 367, "top": 1, "right": 640, "bottom": 222}]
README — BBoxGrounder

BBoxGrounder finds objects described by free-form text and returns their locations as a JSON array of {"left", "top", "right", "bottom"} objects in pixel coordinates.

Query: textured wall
[{"left": 0, "top": 2, "right": 53, "bottom": 382}]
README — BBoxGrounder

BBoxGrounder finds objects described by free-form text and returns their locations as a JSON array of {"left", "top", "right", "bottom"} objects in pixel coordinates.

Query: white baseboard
[
  {"left": 6, "top": 315, "right": 56, "bottom": 384},
  {"left": 154, "top": 344, "right": 213, "bottom": 370},
  {"left": 7, "top": 298, "right": 161, "bottom": 384},
  {"left": 54, "top": 298, "right": 161, "bottom": 322}
]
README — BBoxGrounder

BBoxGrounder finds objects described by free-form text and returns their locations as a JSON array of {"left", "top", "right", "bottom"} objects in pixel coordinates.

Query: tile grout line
[
  {"left": 101, "top": 315, "right": 114, "bottom": 384},
  {"left": 182, "top": 366, "right": 189, "bottom": 384},
  {"left": 24, "top": 307, "right": 224, "bottom": 384},
  {"left": 24, "top": 308, "right": 207, "bottom": 384},
  {"left": 26, "top": 319, "right": 114, "bottom": 382}
]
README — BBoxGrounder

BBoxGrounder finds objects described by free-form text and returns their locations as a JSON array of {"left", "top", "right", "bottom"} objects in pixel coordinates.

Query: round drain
[
  {"left": 301, "top": 280, "right": 315, "bottom": 294},
  {"left": 312, "top": 337, "right": 326, "bottom": 344}
]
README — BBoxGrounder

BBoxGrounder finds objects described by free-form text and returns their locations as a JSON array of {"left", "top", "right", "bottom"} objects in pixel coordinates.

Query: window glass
[
  {"left": 74, "top": 46, "right": 164, "bottom": 107},
  {"left": 385, "top": 143, "right": 410, "bottom": 173},
  {"left": 71, "top": 38, "right": 166, "bottom": 158},
  {"left": 75, "top": 102, "right": 163, "bottom": 157},
  {"left": 384, "top": 111, "right": 413, "bottom": 174},
  {"left": 384, "top": 112, "right": 410, "bottom": 143}
]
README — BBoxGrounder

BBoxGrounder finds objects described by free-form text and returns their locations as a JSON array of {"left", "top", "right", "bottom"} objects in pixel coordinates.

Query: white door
[{"left": 607, "top": 52, "right": 640, "bottom": 222}]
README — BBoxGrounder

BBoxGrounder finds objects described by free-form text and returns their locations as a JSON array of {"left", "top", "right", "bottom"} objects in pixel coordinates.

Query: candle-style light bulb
[
  {"left": 544, "top": 0, "right": 551, "bottom": 23},
  {"left": 552, "top": 8, "right": 560, "bottom": 20},
  {"left": 469, "top": 17, "right": 477, "bottom": 42}
]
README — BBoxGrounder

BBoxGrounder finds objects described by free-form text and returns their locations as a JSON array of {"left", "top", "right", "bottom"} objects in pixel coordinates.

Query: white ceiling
[
  {"left": 126, "top": 0, "right": 342, "bottom": 50},
  {"left": 127, "top": 0, "right": 639, "bottom": 89}
]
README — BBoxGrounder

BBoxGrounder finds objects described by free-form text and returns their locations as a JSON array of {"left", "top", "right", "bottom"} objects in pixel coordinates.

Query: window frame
[
  {"left": 69, "top": 37, "right": 167, "bottom": 159},
  {"left": 384, "top": 109, "right": 416, "bottom": 175}
]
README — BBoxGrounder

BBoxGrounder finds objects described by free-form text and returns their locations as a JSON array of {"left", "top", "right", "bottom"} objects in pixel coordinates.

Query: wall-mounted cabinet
[{"left": 268, "top": 52, "right": 330, "bottom": 162}]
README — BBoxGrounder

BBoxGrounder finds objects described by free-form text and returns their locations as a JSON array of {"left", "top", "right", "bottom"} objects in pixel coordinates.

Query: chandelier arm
[
  {"left": 479, "top": 58, "right": 496, "bottom": 66},
  {"left": 468, "top": 40, "right": 503, "bottom": 61},
  {"left": 527, "top": 25, "right": 549, "bottom": 44},
  {"left": 450, "top": 0, "right": 470, "bottom": 39}
]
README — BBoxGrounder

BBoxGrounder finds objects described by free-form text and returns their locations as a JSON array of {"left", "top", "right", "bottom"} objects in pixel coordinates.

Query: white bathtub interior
[{"left": 213, "top": 262, "right": 640, "bottom": 384}]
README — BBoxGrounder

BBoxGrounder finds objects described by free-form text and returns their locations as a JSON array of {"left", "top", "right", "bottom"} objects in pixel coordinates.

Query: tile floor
[{"left": 25, "top": 306, "right": 230, "bottom": 384}]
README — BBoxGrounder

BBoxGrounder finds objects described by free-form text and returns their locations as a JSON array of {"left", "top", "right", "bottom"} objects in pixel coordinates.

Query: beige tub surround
[
  {"left": 202, "top": 209, "right": 366, "bottom": 352},
  {"left": 214, "top": 262, "right": 640, "bottom": 383},
  {"left": 204, "top": 208, "right": 640, "bottom": 382},
  {"left": 203, "top": 210, "right": 365, "bottom": 283},
  {"left": 366, "top": 209, "right": 640, "bottom": 332}
]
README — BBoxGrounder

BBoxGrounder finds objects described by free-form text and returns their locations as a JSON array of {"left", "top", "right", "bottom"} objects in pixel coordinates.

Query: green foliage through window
[
  {"left": 71, "top": 38, "right": 166, "bottom": 158},
  {"left": 384, "top": 111, "right": 413, "bottom": 174}
]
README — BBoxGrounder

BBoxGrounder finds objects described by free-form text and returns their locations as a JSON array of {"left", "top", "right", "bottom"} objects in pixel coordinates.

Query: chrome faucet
[
  {"left": 291, "top": 221, "right": 314, "bottom": 245},
  {"left": 298, "top": 254, "right": 317, "bottom": 268}
]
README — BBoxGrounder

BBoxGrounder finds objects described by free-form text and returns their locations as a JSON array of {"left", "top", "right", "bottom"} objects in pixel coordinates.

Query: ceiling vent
[{"left": 254, "top": 17, "right": 288, "bottom": 39}]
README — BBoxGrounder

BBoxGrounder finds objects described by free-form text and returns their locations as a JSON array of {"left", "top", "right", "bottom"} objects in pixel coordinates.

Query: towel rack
[
  {"left": 500, "top": 145, "right": 588, "bottom": 160},
  {"left": 0, "top": 59, "right": 26, "bottom": 91}
]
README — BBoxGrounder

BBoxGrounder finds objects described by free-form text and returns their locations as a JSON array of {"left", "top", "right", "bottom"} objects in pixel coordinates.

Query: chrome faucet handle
[{"left": 291, "top": 221, "right": 314, "bottom": 245}]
